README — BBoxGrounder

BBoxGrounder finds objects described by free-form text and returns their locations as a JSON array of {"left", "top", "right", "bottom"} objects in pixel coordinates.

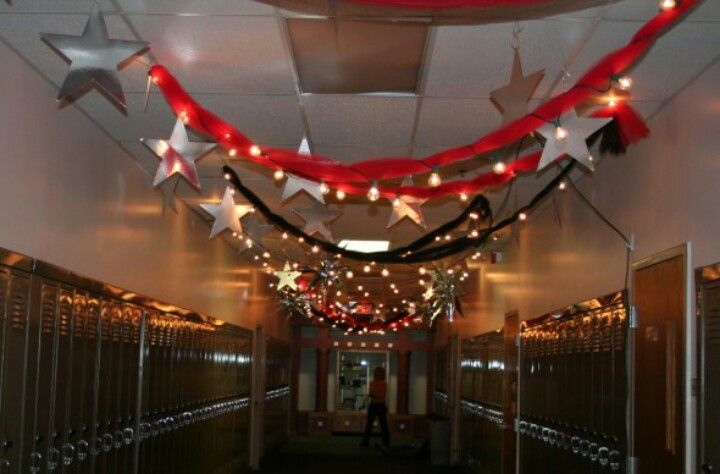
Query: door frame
[
  {"left": 695, "top": 261, "right": 720, "bottom": 472},
  {"left": 630, "top": 242, "right": 695, "bottom": 474}
]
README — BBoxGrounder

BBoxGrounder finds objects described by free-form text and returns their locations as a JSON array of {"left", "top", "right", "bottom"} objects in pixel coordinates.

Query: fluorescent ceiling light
[{"left": 338, "top": 240, "right": 389, "bottom": 253}]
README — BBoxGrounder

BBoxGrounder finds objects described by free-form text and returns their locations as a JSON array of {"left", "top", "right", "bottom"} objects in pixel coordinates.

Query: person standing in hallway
[{"left": 361, "top": 366, "right": 390, "bottom": 447}]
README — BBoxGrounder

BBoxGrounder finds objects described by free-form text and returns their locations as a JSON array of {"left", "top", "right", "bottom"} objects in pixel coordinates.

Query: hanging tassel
[{"left": 591, "top": 102, "right": 650, "bottom": 151}]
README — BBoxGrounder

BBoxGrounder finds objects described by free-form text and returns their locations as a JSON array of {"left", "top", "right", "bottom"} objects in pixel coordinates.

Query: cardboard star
[
  {"left": 199, "top": 187, "right": 252, "bottom": 239},
  {"left": 142, "top": 119, "right": 215, "bottom": 191},
  {"left": 159, "top": 175, "right": 179, "bottom": 214},
  {"left": 282, "top": 174, "right": 325, "bottom": 204},
  {"left": 387, "top": 176, "right": 427, "bottom": 229},
  {"left": 490, "top": 48, "right": 544, "bottom": 124},
  {"left": 275, "top": 261, "right": 302, "bottom": 291},
  {"left": 293, "top": 202, "right": 342, "bottom": 242},
  {"left": 536, "top": 109, "right": 611, "bottom": 171},
  {"left": 241, "top": 214, "right": 274, "bottom": 246},
  {"left": 40, "top": 4, "right": 148, "bottom": 113}
]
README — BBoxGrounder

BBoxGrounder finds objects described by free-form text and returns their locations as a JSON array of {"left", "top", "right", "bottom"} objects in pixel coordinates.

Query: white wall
[{"left": 0, "top": 41, "right": 285, "bottom": 337}]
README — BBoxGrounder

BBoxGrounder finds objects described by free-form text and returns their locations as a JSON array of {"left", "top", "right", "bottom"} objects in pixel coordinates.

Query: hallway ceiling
[{"left": 0, "top": 0, "right": 718, "bottom": 291}]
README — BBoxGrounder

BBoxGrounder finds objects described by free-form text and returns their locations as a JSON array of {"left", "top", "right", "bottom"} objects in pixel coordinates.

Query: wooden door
[
  {"left": 633, "top": 252, "right": 685, "bottom": 473},
  {"left": 699, "top": 275, "right": 720, "bottom": 472}
]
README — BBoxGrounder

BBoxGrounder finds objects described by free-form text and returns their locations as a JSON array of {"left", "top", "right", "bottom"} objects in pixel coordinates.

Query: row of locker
[
  {"left": 262, "top": 337, "right": 290, "bottom": 454},
  {"left": 0, "top": 250, "right": 284, "bottom": 474}
]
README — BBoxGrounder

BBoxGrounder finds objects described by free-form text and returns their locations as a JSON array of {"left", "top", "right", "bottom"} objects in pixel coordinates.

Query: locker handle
[
  {"left": 0, "top": 458, "right": 9, "bottom": 472},
  {"left": 75, "top": 440, "right": 89, "bottom": 461},
  {"left": 113, "top": 431, "right": 123, "bottom": 449},
  {"left": 101, "top": 433, "right": 113, "bottom": 453},
  {"left": 62, "top": 443, "right": 75, "bottom": 466},
  {"left": 46, "top": 447, "right": 60, "bottom": 471},
  {"left": 122, "top": 428, "right": 134, "bottom": 446},
  {"left": 29, "top": 452, "right": 42, "bottom": 474}
]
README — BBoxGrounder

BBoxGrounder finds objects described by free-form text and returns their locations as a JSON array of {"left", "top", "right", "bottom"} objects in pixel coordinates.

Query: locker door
[
  {"left": 700, "top": 279, "right": 720, "bottom": 473},
  {"left": 0, "top": 268, "right": 31, "bottom": 474}
]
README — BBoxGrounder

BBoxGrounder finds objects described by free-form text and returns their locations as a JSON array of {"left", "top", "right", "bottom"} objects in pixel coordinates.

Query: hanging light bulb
[
  {"left": 428, "top": 168, "right": 442, "bottom": 187},
  {"left": 459, "top": 192, "right": 469, "bottom": 202},
  {"left": 357, "top": 285, "right": 363, "bottom": 291},
  {"left": 493, "top": 161, "right": 506, "bottom": 174},
  {"left": 418, "top": 266, "right": 426, "bottom": 275},
  {"left": 346, "top": 270, "right": 354, "bottom": 279},
  {"left": 367, "top": 182, "right": 380, "bottom": 202},
  {"left": 298, "top": 236, "right": 304, "bottom": 243},
  {"left": 392, "top": 195, "right": 401, "bottom": 207},
  {"left": 292, "top": 262, "right": 299, "bottom": 269},
  {"left": 319, "top": 181, "right": 330, "bottom": 195},
  {"left": 419, "top": 279, "right": 425, "bottom": 286},
  {"left": 616, "top": 75, "right": 633, "bottom": 90},
  {"left": 470, "top": 229, "right": 479, "bottom": 238},
  {"left": 363, "top": 264, "right": 371, "bottom": 273},
  {"left": 364, "top": 292, "right": 370, "bottom": 298},
  {"left": 262, "top": 251, "right": 270, "bottom": 259},
  {"left": 273, "top": 169, "right": 285, "bottom": 181},
  {"left": 311, "top": 245, "right": 320, "bottom": 253},
  {"left": 249, "top": 145, "right": 262, "bottom": 157},
  {"left": 282, "top": 232, "right": 289, "bottom": 240},
  {"left": 245, "top": 238, "right": 253, "bottom": 248},
  {"left": 223, "top": 172, "right": 231, "bottom": 181},
  {"left": 558, "top": 181, "right": 567, "bottom": 191},
  {"left": 228, "top": 148, "right": 237, "bottom": 157},
  {"left": 660, "top": 0, "right": 675, "bottom": 11},
  {"left": 336, "top": 189, "right": 346, "bottom": 201},
  {"left": 381, "top": 268, "right": 390, "bottom": 277},
  {"left": 336, "top": 290, "right": 342, "bottom": 297},
  {"left": 518, "top": 212, "right": 527, "bottom": 221},
  {"left": 554, "top": 121, "right": 569, "bottom": 141}
]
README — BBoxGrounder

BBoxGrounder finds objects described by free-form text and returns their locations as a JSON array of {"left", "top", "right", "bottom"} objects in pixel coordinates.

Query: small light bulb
[
  {"left": 469, "top": 212, "right": 479, "bottom": 220},
  {"left": 364, "top": 292, "right": 370, "bottom": 297},
  {"left": 660, "top": 0, "right": 675, "bottom": 11},
  {"left": 346, "top": 270, "right": 354, "bottom": 279},
  {"left": 418, "top": 266, "right": 426, "bottom": 275},
  {"left": 558, "top": 181, "right": 567, "bottom": 191},
  {"left": 393, "top": 289, "right": 399, "bottom": 294},
  {"left": 319, "top": 181, "right": 330, "bottom": 195},
  {"left": 298, "top": 236, "right": 304, "bottom": 243},
  {"left": 381, "top": 268, "right": 389, "bottom": 277},
  {"left": 262, "top": 251, "right": 270, "bottom": 259},
  {"left": 311, "top": 245, "right": 320, "bottom": 253},
  {"left": 282, "top": 232, "right": 288, "bottom": 239},
  {"left": 607, "top": 97, "right": 618, "bottom": 108},
  {"left": 588, "top": 155, "right": 594, "bottom": 162},
  {"left": 292, "top": 262, "right": 299, "bottom": 269},
  {"left": 223, "top": 172, "right": 231, "bottom": 181},
  {"left": 367, "top": 183, "right": 380, "bottom": 202},
  {"left": 519, "top": 212, "right": 527, "bottom": 221},
  {"left": 245, "top": 238, "right": 253, "bottom": 248},
  {"left": 470, "top": 229, "right": 479, "bottom": 238},
  {"left": 447, "top": 268, "right": 454, "bottom": 275},
  {"left": 249, "top": 145, "right": 262, "bottom": 157},
  {"left": 273, "top": 169, "right": 285, "bottom": 180},
  {"left": 180, "top": 111, "right": 189, "bottom": 124},
  {"left": 336, "top": 290, "right": 342, "bottom": 297},
  {"left": 357, "top": 285, "right": 363, "bottom": 291},
  {"left": 460, "top": 192, "right": 469, "bottom": 202},
  {"left": 617, "top": 76, "right": 633, "bottom": 90},
  {"left": 493, "top": 161, "right": 506, "bottom": 174},
  {"left": 444, "top": 234, "right": 451, "bottom": 241},
  {"left": 392, "top": 196, "right": 401, "bottom": 207},
  {"left": 228, "top": 148, "right": 237, "bottom": 157},
  {"left": 554, "top": 125, "right": 569, "bottom": 141},
  {"left": 390, "top": 283, "right": 396, "bottom": 289},
  {"left": 419, "top": 279, "right": 425, "bottom": 286},
  {"left": 363, "top": 265, "right": 371, "bottom": 273},
  {"left": 428, "top": 170, "right": 442, "bottom": 187},
  {"left": 336, "top": 189, "right": 346, "bottom": 201}
]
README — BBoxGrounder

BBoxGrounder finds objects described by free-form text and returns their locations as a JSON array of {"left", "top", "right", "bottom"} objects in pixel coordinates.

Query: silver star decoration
[
  {"left": 159, "top": 175, "right": 179, "bottom": 214},
  {"left": 275, "top": 261, "right": 302, "bottom": 291},
  {"left": 298, "top": 135, "right": 311, "bottom": 156},
  {"left": 281, "top": 174, "right": 325, "bottom": 204},
  {"left": 241, "top": 214, "right": 274, "bottom": 246},
  {"left": 536, "top": 109, "right": 611, "bottom": 171},
  {"left": 40, "top": 4, "right": 148, "bottom": 113},
  {"left": 387, "top": 176, "right": 427, "bottom": 229},
  {"left": 199, "top": 187, "right": 252, "bottom": 239},
  {"left": 141, "top": 118, "right": 215, "bottom": 191},
  {"left": 490, "top": 48, "right": 544, "bottom": 124},
  {"left": 293, "top": 202, "right": 342, "bottom": 242}
]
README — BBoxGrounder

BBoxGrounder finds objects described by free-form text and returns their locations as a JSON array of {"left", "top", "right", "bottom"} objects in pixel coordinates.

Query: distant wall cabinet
[
  {"left": 308, "top": 412, "right": 333, "bottom": 436},
  {"left": 335, "top": 350, "right": 389, "bottom": 411}
]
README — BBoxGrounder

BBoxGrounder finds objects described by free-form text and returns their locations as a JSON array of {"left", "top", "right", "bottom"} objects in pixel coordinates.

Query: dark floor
[{"left": 260, "top": 436, "right": 459, "bottom": 474}]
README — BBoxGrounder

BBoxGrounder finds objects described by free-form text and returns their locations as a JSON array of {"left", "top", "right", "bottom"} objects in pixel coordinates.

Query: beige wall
[{"left": 0, "top": 41, "right": 287, "bottom": 339}]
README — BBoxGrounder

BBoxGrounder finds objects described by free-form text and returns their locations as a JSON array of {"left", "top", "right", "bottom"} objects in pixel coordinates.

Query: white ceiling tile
[
  {"left": 0, "top": 13, "right": 150, "bottom": 93},
  {"left": 302, "top": 95, "right": 418, "bottom": 147},
  {"left": 0, "top": 1, "right": 115, "bottom": 14},
  {"left": 128, "top": 15, "right": 296, "bottom": 94},
  {"left": 567, "top": 20, "right": 720, "bottom": 101},
  {"left": 414, "top": 98, "right": 501, "bottom": 148},
  {"left": 117, "top": 0, "right": 274, "bottom": 16},
  {"left": 312, "top": 145, "right": 410, "bottom": 164},
  {"left": 424, "top": 18, "right": 597, "bottom": 99}
]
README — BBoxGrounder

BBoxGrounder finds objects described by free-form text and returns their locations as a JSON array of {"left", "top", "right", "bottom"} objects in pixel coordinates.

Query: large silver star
[
  {"left": 387, "top": 176, "right": 427, "bottom": 229},
  {"left": 200, "top": 187, "right": 252, "bottom": 239},
  {"left": 293, "top": 202, "right": 342, "bottom": 242},
  {"left": 141, "top": 118, "right": 215, "bottom": 191},
  {"left": 241, "top": 214, "right": 274, "bottom": 246},
  {"left": 490, "top": 48, "right": 544, "bottom": 124},
  {"left": 536, "top": 109, "right": 611, "bottom": 171},
  {"left": 40, "top": 4, "right": 148, "bottom": 113},
  {"left": 281, "top": 174, "right": 325, "bottom": 204}
]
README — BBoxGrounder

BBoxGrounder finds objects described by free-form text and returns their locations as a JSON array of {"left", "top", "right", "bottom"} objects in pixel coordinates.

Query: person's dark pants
[{"left": 362, "top": 402, "right": 390, "bottom": 446}]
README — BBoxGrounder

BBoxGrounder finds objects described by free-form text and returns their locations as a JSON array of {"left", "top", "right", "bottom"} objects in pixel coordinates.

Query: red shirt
[{"left": 369, "top": 380, "right": 387, "bottom": 404}]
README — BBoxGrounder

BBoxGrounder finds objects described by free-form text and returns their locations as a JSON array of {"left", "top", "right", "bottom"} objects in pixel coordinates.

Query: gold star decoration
[
  {"left": 387, "top": 176, "right": 427, "bottom": 229},
  {"left": 275, "top": 261, "right": 302, "bottom": 291},
  {"left": 490, "top": 47, "right": 544, "bottom": 124}
]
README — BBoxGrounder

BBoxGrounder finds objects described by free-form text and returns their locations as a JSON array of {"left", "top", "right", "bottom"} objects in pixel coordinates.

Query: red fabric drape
[{"left": 150, "top": 0, "right": 698, "bottom": 200}]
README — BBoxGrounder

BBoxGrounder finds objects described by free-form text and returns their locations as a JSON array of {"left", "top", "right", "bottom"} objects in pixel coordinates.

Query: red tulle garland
[{"left": 149, "top": 0, "right": 697, "bottom": 200}]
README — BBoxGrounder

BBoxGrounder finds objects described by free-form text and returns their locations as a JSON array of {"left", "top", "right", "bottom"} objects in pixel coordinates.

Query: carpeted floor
[{"left": 260, "top": 436, "right": 459, "bottom": 474}]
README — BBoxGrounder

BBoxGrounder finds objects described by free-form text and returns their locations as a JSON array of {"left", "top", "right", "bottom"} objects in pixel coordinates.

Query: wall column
[{"left": 396, "top": 350, "right": 411, "bottom": 414}]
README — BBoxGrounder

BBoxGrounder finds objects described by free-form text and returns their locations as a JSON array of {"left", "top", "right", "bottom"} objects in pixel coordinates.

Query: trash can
[{"left": 428, "top": 416, "right": 451, "bottom": 465}]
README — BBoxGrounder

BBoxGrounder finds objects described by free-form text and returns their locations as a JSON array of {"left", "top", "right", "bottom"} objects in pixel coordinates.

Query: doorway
[
  {"left": 632, "top": 245, "right": 687, "bottom": 473},
  {"left": 697, "top": 263, "right": 720, "bottom": 473}
]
